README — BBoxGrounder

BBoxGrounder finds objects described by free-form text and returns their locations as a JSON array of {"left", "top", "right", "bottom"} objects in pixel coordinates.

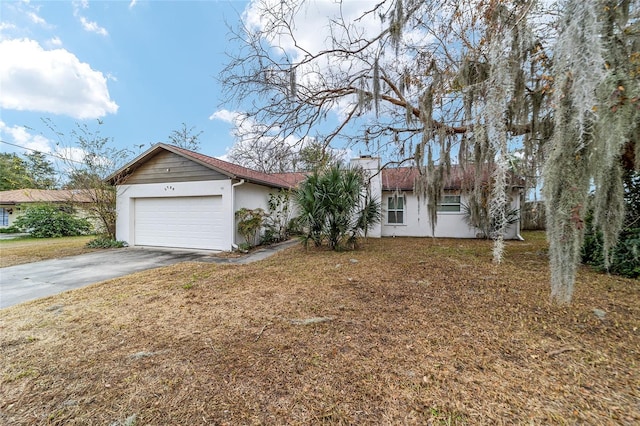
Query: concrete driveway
[
  {"left": 0, "top": 240, "right": 299, "bottom": 309},
  {"left": 0, "top": 247, "right": 216, "bottom": 309}
]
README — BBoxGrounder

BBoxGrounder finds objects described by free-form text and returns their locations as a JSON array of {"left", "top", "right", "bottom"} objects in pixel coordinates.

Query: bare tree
[
  {"left": 44, "top": 119, "right": 138, "bottom": 239},
  {"left": 221, "top": 0, "right": 640, "bottom": 303},
  {"left": 227, "top": 132, "right": 298, "bottom": 173},
  {"left": 167, "top": 123, "right": 203, "bottom": 151},
  {"left": 227, "top": 135, "right": 344, "bottom": 172}
]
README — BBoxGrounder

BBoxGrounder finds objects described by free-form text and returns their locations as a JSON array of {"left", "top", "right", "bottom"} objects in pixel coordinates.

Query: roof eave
[{"left": 106, "top": 143, "right": 238, "bottom": 185}]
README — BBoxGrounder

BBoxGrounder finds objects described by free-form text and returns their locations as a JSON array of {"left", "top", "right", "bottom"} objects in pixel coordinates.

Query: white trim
[
  {"left": 116, "top": 180, "right": 233, "bottom": 250},
  {"left": 385, "top": 194, "right": 406, "bottom": 225}
]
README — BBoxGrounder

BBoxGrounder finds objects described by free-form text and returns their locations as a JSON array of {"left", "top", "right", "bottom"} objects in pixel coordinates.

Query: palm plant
[
  {"left": 295, "top": 164, "right": 380, "bottom": 250},
  {"left": 295, "top": 173, "right": 325, "bottom": 247}
]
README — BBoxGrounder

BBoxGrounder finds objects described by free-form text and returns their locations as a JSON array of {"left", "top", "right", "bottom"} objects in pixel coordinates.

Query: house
[
  {"left": 111, "top": 144, "right": 523, "bottom": 251},
  {"left": 111, "top": 143, "right": 303, "bottom": 251},
  {"left": 0, "top": 189, "right": 94, "bottom": 229},
  {"left": 361, "top": 156, "right": 523, "bottom": 239}
]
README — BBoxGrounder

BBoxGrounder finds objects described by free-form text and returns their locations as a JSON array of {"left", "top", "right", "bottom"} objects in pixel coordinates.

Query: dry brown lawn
[
  {"left": 1, "top": 232, "right": 638, "bottom": 425},
  {"left": 0, "top": 236, "right": 96, "bottom": 268}
]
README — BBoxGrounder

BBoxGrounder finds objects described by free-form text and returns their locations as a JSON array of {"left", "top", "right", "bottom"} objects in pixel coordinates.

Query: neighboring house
[
  {"left": 111, "top": 144, "right": 523, "bottom": 251},
  {"left": 0, "top": 189, "right": 94, "bottom": 229}
]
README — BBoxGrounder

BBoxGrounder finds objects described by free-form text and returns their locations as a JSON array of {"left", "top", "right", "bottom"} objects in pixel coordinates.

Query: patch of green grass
[{"left": 86, "top": 236, "right": 127, "bottom": 248}]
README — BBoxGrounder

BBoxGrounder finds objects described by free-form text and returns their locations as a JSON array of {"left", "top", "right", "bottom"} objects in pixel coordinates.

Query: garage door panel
[{"left": 134, "top": 196, "right": 225, "bottom": 250}]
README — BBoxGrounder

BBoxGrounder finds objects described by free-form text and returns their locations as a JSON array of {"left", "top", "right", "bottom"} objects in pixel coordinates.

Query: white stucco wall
[
  {"left": 381, "top": 190, "right": 522, "bottom": 239},
  {"left": 116, "top": 180, "right": 233, "bottom": 248},
  {"left": 350, "top": 156, "right": 382, "bottom": 238},
  {"left": 233, "top": 182, "right": 275, "bottom": 245}
]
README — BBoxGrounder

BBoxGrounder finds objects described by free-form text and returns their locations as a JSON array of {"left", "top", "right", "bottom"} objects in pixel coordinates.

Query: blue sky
[{"left": 0, "top": 0, "right": 250, "bottom": 162}]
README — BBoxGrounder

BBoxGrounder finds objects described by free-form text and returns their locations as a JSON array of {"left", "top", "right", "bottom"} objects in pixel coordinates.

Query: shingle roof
[
  {"left": 0, "top": 189, "right": 93, "bottom": 204},
  {"left": 381, "top": 166, "right": 525, "bottom": 191},
  {"left": 111, "top": 144, "right": 523, "bottom": 192},
  {"left": 270, "top": 172, "right": 309, "bottom": 188},
  {"left": 168, "top": 145, "right": 300, "bottom": 189},
  {"left": 381, "top": 167, "right": 418, "bottom": 191},
  {"left": 381, "top": 166, "right": 468, "bottom": 191}
]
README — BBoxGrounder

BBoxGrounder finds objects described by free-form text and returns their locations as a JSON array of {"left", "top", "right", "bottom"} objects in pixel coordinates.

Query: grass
[
  {"left": 0, "top": 235, "right": 97, "bottom": 267},
  {"left": 1, "top": 231, "right": 638, "bottom": 425}
]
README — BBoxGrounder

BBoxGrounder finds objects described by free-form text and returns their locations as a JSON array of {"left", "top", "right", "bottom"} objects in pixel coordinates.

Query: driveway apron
[{"left": 0, "top": 248, "right": 214, "bottom": 309}]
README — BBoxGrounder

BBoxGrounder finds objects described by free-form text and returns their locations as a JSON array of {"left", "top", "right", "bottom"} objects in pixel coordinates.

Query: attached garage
[
  {"left": 112, "top": 143, "right": 296, "bottom": 251},
  {"left": 133, "top": 196, "right": 225, "bottom": 250}
]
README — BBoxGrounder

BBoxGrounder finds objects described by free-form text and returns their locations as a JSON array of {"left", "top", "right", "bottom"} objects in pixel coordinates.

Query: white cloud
[
  {"left": 0, "top": 38, "right": 119, "bottom": 119},
  {"left": 243, "top": 0, "right": 383, "bottom": 62},
  {"left": 79, "top": 16, "right": 108, "bottom": 36},
  {"left": 55, "top": 146, "right": 89, "bottom": 164},
  {"left": 73, "top": 0, "right": 90, "bottom": 11},
  {"left": 216, "top": 153, "right": 230, "bottom": 162},
  {"left": 209, "top": 109, "right": 242, "bottom": 123},
  {"left": 46, "top": 36, "right": 62, "bottom": 47},
  {"left": 72, "top": 1, "right": 108, "bottom": 36},
  {"left": 0, "top": 22, "right": 17, "bottom": 38},
  {"left": 0, "top": 22, "right": 17, "bottom": 31},
  {"left": 0, "top": 120, "right": 54, "bottom": 153},
  {"left": 129, "top": 0, "right": 137, "bottom": 10},
  {"left": 27, "top": 11, "right": 47, "bottom": 26}
]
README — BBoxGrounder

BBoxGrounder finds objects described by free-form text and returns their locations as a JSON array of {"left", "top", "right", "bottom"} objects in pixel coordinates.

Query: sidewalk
[{"left": 206, "top": 239, "right": 300, "bottom": 264}]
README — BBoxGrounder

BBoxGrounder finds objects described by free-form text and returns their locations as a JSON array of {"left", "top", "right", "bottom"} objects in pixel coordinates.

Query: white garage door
[{"left": 134, "top": 196, "right": 225, "bottom": 250}]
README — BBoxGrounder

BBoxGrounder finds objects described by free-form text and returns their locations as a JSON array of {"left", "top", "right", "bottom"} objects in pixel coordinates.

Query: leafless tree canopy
[{"left": 220, "top": 0, "right": 640, "bottom": 303}]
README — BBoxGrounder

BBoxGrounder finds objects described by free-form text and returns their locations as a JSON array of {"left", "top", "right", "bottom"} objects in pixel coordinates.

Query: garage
[
  {"left": 133, "top": 196, "right": 225, "bottom": 250},
  {"left": 113, "top": 144, "right": 297, "bottom": 251}
]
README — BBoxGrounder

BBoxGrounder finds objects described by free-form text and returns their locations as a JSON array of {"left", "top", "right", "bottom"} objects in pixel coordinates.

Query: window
[
  {"left": 437, "top": 195, "right": 461, "bottom": 212},
  {"left": 387, "top": 195, "right": 405, "bottom": 224},
  {"left": 0, "top": 208, "right": 8, "bottom": 226}
]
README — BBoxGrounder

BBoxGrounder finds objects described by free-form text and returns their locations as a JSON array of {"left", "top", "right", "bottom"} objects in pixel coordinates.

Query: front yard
[
  {"left": 1, "top": 232, "right": 638, "bottom": 425},
  {"left": 0, "top": 235, "right": 97, "bottom": 268}
]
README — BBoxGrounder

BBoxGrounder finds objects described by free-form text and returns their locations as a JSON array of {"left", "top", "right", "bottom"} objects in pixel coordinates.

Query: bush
[
  {"left": 295, "top": 164, "right": 380, "bottom": 250},
  {"left": 262, "top": 191, "right": 292, "bottom": 244},
  {"left": 13, "top": 204, "right": 92, "bottom": 238},
  {"left": 581, "top": 171, "right": 640, "bottom": 279},
  {"left": 235, "top": 208, "right": 265, "bottom": 248},
  {"left": 582, "top": 226, "right": 640, "bottom": 279},
  {"left": 86, "top": 236, "right": 127, "bottom": 248},
  {"left": 0, "top": 225, "right": 22, "bottom": 233}
]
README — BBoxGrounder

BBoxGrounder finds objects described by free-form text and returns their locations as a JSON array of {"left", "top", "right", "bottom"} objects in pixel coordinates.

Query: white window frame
[
  {"left": 387, "top": 195, "right": 405, "bottom": 224},
  {"left": 0, "top": 208, "right": 8, "bottom": 227},
  {"left": 437, "top": 194, "right": 461, "bottom": 213}
]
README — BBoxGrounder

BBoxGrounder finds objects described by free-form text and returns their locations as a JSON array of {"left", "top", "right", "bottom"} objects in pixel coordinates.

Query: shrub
[
  {"left": 461, "top": 191, "right": 520, "bottom": 239},
  {"left": 295, "top": 164, "right": 380, "bottom": 250},
  {"left": 581, "top": 171, "right": 640, "bottom": 279},
  {"left": 0, "top": 225, "right": 22, "bottom": 234},
  {"left": 237, "top": 242, "right": 252, "bottom": 253},
  {"left": 582, "top": 225, "right": 640, "bottom": 279},
  {"left": 13, "top": 204, "right": 92, "bottom": 238},
  {"left": 235, "top": 208, "right": 265, "bottom": 248},
  {"left": 262, "top": 191, "right": 292, "bottom": 244},
  {"left": 86, "top": 236, "right": 127, "bottom": 248}
]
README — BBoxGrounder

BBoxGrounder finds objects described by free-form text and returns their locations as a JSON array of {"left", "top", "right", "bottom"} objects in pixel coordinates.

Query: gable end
[{"left": 123, "top": 150, "right": 228, "bottom": 184}]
